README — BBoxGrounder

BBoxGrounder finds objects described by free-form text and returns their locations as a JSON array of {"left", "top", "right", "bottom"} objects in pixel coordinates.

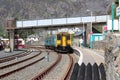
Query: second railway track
[
  {"left": 0, "top": 47, "right": 58, "bottom": 80},
  {"left": 32, "top": 53, "right": 74, "bottom": 80},
  {"left": 0, "top": 51, "right": 44, "bottom": 79},
  {"left": 0, "top": 50, "right": 31, "bottom": 63}
]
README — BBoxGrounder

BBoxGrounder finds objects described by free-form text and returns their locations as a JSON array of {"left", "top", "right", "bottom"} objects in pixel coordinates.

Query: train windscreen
[
  {"left": 57, "top": 34, "right": 61, "bottom": 40},
  {"left": 66, "top": 35, "right": 70, "bottom": 40}
]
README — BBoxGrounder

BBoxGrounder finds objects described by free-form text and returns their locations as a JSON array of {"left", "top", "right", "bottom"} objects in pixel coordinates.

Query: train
[
  {"left": 0, "top": 38, "right": 25, "bottom": 50},
  {"left": 15, "top": 38, "right": 25, "bottom": 49},
  {"left": 0, "top": 40, "right": 5, "bottom": 50},
  {"left": 44, "top": 32, "right": 73, "bottom": 53}
]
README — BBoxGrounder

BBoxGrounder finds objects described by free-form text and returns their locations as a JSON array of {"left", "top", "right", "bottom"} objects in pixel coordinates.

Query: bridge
[
  {"left": 15, "top": 15, "right": 109, "bottom": 29},
  {"left": 6, "top": 15, "right": 110, "bottom": 52}
]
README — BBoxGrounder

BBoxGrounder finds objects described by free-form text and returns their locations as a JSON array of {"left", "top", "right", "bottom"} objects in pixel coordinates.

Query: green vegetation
[
  {"left": 114, "top": 0, "right": 119, "bottom": 19},
  {"left": 16, "top": 29, "right": 36, "bottom": 39},
  {"left": 0, "top": 25, "right": 6, "bottom": 37},
  {"left": 93, "top": 26, "right": 102, "bottom": 33}
]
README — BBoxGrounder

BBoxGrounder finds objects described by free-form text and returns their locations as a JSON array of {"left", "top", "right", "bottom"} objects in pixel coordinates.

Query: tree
[{"left": 107, "top": 0, "right": 119, "bottom": 19}]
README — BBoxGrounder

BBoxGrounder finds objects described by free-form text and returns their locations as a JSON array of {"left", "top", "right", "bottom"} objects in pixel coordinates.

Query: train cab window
[
  {"left": 57, "top": 34, "right": 61, "bottom": 40},
  {"left": 67, "top": 35, "right": 70, "bottom": 40},
  {"left": 18, "top": 41, "right": 22, "bottom": 44}
]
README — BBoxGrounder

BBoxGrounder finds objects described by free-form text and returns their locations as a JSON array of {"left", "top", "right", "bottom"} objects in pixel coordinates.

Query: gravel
[
  {"left": 44, "top": 54, "right": 70, "bottom": 80},
  {"left": 1, "top": 51, "right": 58, "bottom": 80}
]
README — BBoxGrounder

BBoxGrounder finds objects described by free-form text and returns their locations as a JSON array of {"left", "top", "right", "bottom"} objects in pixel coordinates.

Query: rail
[
  {"left": 0, "top": 52, "right": 41, "bottom": 69},
  {"left": 0, "top": 47, "right": 45, "bottom": 79},
  {"left": 0, "top": 51, "right": 31, "bottom": 63},
  {"left": 61, "top": 54, "right": 74, "bottom": 80},
  {"left": 31, "top": 53, "right": 62, "bottom": 80}
]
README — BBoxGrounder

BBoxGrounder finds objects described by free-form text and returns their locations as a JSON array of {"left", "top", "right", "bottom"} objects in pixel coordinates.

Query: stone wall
[
  {"left": 105, "top": 33, "right": 120, "bottom": 80},
  {"left": 92, "top": 41, "right": 105, "bottom": 50}
]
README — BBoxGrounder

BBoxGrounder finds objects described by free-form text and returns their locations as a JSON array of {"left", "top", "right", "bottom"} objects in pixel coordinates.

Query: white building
[{"left": 26, "top": 35, "right": 39, "bottom": 42}]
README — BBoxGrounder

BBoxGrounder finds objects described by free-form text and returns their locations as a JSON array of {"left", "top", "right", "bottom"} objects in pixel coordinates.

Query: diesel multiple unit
[{"left": 45, "top": 32, "right": 73, "bottom": 53}]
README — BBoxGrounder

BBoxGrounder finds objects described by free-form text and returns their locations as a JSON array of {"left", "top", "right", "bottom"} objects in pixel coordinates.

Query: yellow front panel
[
  {"left": 56, "top": 40, "right": 61, "bottom": 47},
  {"left": 67, "top": 40, "right": 72, "bottom": 46},
  {"left": 62, "top": 36, "right": 66, "bottom": 46}
]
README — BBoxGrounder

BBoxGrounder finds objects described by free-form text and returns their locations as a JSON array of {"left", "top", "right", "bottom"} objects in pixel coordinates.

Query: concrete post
[
  {"left": 119, "top": 18, "right": 120, "bottom": 32},
  {"left": 118, "top": 0, "right": 120, "bottom": 32},
  {"left": 86, "top": 23, "right": 92, "bottom": 47},
  {"left": 9, "top": 30, "right": 14, "bottom": 52}
]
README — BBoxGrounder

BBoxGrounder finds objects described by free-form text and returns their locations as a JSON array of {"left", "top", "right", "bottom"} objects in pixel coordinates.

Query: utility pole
[
  {"left": 119, "top": 0, "right": 120, "bottom": 32},
  {"left": 112, "top": 2, "right": 115, "bottom": 32},
  {"left": 86, "top": 9, "right": 93, "bottom": 33}
]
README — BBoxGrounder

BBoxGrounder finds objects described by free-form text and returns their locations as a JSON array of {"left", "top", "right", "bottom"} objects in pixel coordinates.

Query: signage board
[
  {"left": 107, "top": 20, "right": 119, "bottom": 30},
  {"left": 116, "top": 6, "right": 120, "bottom": 16}
]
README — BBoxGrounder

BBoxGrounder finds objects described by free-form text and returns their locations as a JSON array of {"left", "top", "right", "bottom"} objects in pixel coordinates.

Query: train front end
[{"left": 56, "top": 32, "right": 73, "bottom": 53}]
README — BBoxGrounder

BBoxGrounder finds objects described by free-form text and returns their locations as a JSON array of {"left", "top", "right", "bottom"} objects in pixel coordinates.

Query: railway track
[
  {"left": 0, "top": 51, "right": 44, "bottom": 79},
  {"left": 0, "top": 52, "right": 41, "bottom": 69},
  {"left": 0, "top": 47, "right": 57, "bottom": 80},
  {"left": 32, "top": 53, "right": 74, "bottom": 80},
  {"left": 0, "top": 51, "right": 31, "bottom": 63},
  {"left": 30, "top": 45, "right": 53, "bottom": 52},
  {"left": 62, "top": 54, "right": 73, "bottom": 80},
  {"left": 0, "top": 46, "right": 74, "bottom": 80}
]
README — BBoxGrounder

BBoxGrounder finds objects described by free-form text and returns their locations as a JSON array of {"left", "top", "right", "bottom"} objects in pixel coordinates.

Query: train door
[
  {"left": 18, "top": 39, "right": 25, "bottom": 49},
  {"left": 66, "top": 34, "right": 71, "bottom": 46},
  {"left": 61, "top": 34, "right": 67, "bottom": 47},
  {"left": 56, "top": 34, "right": 61, "bottom": 46},
  {"left": 15, "top": 39, "right": 25, "bottom": 49}
]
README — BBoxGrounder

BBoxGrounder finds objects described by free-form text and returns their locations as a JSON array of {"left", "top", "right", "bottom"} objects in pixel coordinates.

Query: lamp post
[
  {"left": 111, "top": 2, "right": 114, "bottom": 32},
  {"left": 82, "top": 22, "right": 85, "bottom": 46},
  {"left": 86, "top": 9, "right": 93, "bottom": 34}
]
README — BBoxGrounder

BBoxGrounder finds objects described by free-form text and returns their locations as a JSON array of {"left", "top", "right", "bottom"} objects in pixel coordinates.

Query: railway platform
[
  {"left": 70, "top": 47, "right": 106, "bottom": 80},
  {"left": 73, "top": 46, "right": 104, "bottom": 65}
]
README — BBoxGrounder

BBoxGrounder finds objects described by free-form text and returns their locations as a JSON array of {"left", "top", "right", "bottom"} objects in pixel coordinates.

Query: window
[
  {"left": 57, "top": 34, "right": 61, "bottom": 40},
  {"left": 67, "top": 35, "right": 70, "bottom": 40}
]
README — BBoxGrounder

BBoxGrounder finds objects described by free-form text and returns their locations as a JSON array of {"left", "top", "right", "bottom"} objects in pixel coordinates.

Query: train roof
[
  {"left": 57, "top": 32, "right": 71, "bottom": 34},
  {"left": 45, "top": 35, "right": 56, "bottom": 39}
]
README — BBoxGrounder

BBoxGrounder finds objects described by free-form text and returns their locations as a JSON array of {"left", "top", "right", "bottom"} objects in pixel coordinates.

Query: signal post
[{"left": 6, "top": 19, "right": 16, "bottom": 52}]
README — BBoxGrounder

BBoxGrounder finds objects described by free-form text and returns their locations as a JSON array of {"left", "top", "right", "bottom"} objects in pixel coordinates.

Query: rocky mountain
[{"left": 0, "top": 0, "right": 112, "bottom": 35}]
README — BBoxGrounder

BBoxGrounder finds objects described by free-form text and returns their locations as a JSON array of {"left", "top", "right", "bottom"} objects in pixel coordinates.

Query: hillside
[{"left": 0, "top": 0, "right": 112, "bottom": 35}]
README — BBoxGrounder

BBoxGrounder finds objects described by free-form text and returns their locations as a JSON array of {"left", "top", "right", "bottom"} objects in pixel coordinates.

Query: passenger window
[
  {"left": 52, "top": 38, "right": 54, "bottom": 42},
  {"left": 67, "top": 35, "right": 70, "bottom": 40},
  {"left": 57, "top": 34, "right": 61, "bottom": 40}
]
